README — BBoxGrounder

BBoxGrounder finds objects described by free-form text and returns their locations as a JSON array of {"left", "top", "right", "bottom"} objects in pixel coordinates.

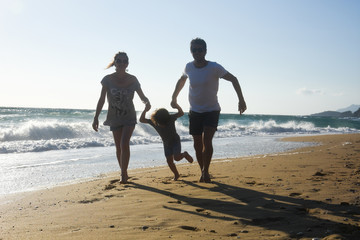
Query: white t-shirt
[{"left": 183, "top": 61, "right": 227, "bottom": 113}]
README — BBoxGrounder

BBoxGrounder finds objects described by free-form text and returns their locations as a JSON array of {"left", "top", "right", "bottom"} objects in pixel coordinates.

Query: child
[{"left": 140, "top": 103, "right": 193, "bottom": 180}]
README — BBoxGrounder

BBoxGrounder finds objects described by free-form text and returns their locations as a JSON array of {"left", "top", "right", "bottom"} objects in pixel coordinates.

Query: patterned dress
[{"left": 101, "top": 76, "right": 140, "bottom": 127}]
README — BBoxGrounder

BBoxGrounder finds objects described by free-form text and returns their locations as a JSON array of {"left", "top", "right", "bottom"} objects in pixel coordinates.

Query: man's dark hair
[{"left": 190, "top": 38, "right": 207, "bottom": 51}]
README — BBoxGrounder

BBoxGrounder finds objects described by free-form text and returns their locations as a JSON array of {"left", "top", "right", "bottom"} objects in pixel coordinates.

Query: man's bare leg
[{"left": 201, "top": 127, "right": 216, "bottom": 183}]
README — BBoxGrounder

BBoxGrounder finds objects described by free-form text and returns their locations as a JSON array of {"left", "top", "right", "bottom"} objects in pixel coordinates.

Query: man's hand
[
  {"left": 238, "top": 100, "right": 247, "bottom": 115},
  {"left": 170, "top": 100, "right": 177, "bottom": 108}
]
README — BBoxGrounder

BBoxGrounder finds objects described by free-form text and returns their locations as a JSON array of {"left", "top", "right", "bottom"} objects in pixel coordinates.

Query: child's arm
[
  {"left": 139, "top": 104, "right": 151, "bottom": 123},
  {"left": 172, "top": 102, "right": 184, "bottom": 118}
]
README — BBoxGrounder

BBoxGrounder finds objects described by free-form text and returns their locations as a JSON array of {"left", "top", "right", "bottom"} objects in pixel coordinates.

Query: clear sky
[{"left": 1, "top": 0, "right": 359, "bottom": 115}]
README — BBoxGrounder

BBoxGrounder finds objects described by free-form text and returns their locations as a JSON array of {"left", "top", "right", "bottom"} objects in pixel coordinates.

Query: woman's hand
[
  {"left": 144, "top": 103, "right": 151, "bottom": 112},
  {"left": 92, "top": 118, "right": 99, "bottom": 132}
]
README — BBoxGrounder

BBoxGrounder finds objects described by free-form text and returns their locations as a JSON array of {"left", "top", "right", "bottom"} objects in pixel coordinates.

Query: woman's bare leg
[
  {"left": 112, "top": 125, "right": 135, "bottom": 183},
  {"left": 112, "top": 128, "right": 123, "bottom": 170}
]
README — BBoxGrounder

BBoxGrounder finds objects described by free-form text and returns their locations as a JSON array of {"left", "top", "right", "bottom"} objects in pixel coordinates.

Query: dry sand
[{"left": 1, "top": 134, "right": 360, "bottom": 240}]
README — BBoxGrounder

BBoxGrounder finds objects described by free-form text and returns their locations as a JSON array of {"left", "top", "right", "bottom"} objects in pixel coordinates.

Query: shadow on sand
[{"left": 130, "top": 180, "right": 360, "bottom": 239}]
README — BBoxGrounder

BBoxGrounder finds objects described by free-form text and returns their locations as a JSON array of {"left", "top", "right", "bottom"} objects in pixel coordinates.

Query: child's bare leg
[
  {"left": 174, "top": 152, "right": 193, "bottom": 163},
  {"left": 183, "top": 151, "right": 193, "bottom": 163},
  {"left": 166, "top": 155, "right": 180, "bottom": 180}
]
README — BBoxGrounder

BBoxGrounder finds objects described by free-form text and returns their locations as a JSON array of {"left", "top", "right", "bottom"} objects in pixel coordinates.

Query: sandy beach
[{"left": 1, "top": 134, "right": 359, "bottom": 240}]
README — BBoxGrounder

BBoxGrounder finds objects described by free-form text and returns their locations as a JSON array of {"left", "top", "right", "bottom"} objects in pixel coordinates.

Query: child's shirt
[{"left": 146, "top": 114, "right": 180, "bottom": 146}]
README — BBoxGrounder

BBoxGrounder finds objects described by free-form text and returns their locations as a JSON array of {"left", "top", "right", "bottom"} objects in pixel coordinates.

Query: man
[{"left": 171, "top": 38, "right": 247, "bottom": 183}]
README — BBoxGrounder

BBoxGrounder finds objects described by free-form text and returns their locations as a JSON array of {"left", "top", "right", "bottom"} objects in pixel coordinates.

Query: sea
[{"left": 1, "top": 107, "right": 360, "bottom": 196}]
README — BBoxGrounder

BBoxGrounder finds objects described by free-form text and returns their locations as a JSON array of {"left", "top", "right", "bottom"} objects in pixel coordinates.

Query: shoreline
[
  {"left": 0, "top": 134, "right": 315, "bottom": 197},
  {"left": 1, "top": 133, "right": 360, "bottom": 239}
]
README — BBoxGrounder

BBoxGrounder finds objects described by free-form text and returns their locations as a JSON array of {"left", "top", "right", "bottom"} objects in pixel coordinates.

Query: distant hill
[
  {"left": 336, "top": 104, "right": 360, "bottom": 113},
  {"left": 354, "top": 108, "right": 360, "bottom": 117},
  {"left": 311, "top": 105, "right": 360, "bottom": 117},
  {"left": 310, "top": 111, "right": 354, "bottom": 117}
]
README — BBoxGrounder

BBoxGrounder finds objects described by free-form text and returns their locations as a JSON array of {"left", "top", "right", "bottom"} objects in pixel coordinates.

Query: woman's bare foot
[
  {"left": 120, "top": 173, "right": 128, "bottom": 184},
  {"left": 184, "top": 151, "right": 193, "bottom": 163},
  {"left": 173, "top": 173, "right": 180, "bottom": 181}
]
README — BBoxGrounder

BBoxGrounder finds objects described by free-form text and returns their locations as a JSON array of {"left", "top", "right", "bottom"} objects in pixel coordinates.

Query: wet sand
[{"left": 1, "top": 134, "right": 359, "bottom": 239}]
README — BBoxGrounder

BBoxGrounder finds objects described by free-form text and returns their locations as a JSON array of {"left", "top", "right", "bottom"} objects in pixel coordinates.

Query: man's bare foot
[
  {"left": 203, "top": 173, "right": 211, "bottom": 183},
  {"left": 201, "top": 171, "right": 211, "bottom": 183},
  {"left": 184, "top": 151, "right": 193, "bottom": 163},
  {"left": 199, "top": 175, "right": 204, "bottom": 182}
]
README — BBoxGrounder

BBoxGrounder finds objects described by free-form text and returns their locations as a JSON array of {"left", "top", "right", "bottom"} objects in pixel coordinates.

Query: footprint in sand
[
  {"left": 104, "top": 179, "right": 124, "bottom": 190},
  {"left": 245, "top": 180, "right": 256, "bottom": 185},
  {"left": 104, "top": 194, "right": 115, "bottom": 198},
  {"left": 179, "top": 226, "right": 198, "bottom": 231},
  {"left": 78, "top": 198, "right": 101, "bottom": 204},
  {"left": 161, "top": 181, "right": 172, "bottom": 184},
  {"left": 251, "top": 217, "right": 284, "bottom": 225},
  {"left": 104, "top": 184, "right": 116, "bottom": 190},
  {"left": 109, "top": 179, "right": 119, "bottom": 184},
  {"left": 313, "top": 171, "right": 327, "bottom": 176},
  {"left": 289, "top": 192, "right": 302, "bottom": 197}
]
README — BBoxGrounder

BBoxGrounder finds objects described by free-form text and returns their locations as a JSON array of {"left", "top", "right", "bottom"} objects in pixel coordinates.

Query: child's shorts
[{"left": 163, "top": 137, "right": 181, "bottom": 157}]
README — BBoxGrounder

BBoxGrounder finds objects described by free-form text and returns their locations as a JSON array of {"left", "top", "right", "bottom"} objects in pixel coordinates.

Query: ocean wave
[
  {"left": 216, "top": 120, "right": 359, "bottom": 137},
  {"left": 0, "top": 138, "right": 114, "bottom": 154},
  {"left": 1, "top": 111, "right": 359, "bottom": 154},
  {"left": 0, "top": 120, "right": 109, "bottom": 141}
]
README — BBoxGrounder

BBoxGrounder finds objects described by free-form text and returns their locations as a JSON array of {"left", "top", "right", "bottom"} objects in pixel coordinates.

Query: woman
[{"left": 92, "top": 52, "right": 150, "bottom": 184}]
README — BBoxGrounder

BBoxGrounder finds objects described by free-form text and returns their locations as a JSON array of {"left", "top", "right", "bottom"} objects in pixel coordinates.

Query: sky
[{"left": 0, "top": 0, "right": 359, "bottom": 115}]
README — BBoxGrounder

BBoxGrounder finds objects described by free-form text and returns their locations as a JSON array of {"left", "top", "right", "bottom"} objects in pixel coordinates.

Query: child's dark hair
[{"left": 151, "top": 108, "right": 170, "bottom": 126}]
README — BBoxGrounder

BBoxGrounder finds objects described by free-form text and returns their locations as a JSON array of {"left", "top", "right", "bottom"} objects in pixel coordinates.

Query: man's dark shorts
[{"left": 188, "top": 110, "right": 220, "bottom": 135}]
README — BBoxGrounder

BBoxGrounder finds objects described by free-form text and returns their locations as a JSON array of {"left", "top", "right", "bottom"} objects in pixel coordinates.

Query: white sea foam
[
  {"left": 0, "top": 136, "right": 316, "bottom": 195},
  {"left": 0, "top": 114, "right": 359, "bottom": 154}
]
